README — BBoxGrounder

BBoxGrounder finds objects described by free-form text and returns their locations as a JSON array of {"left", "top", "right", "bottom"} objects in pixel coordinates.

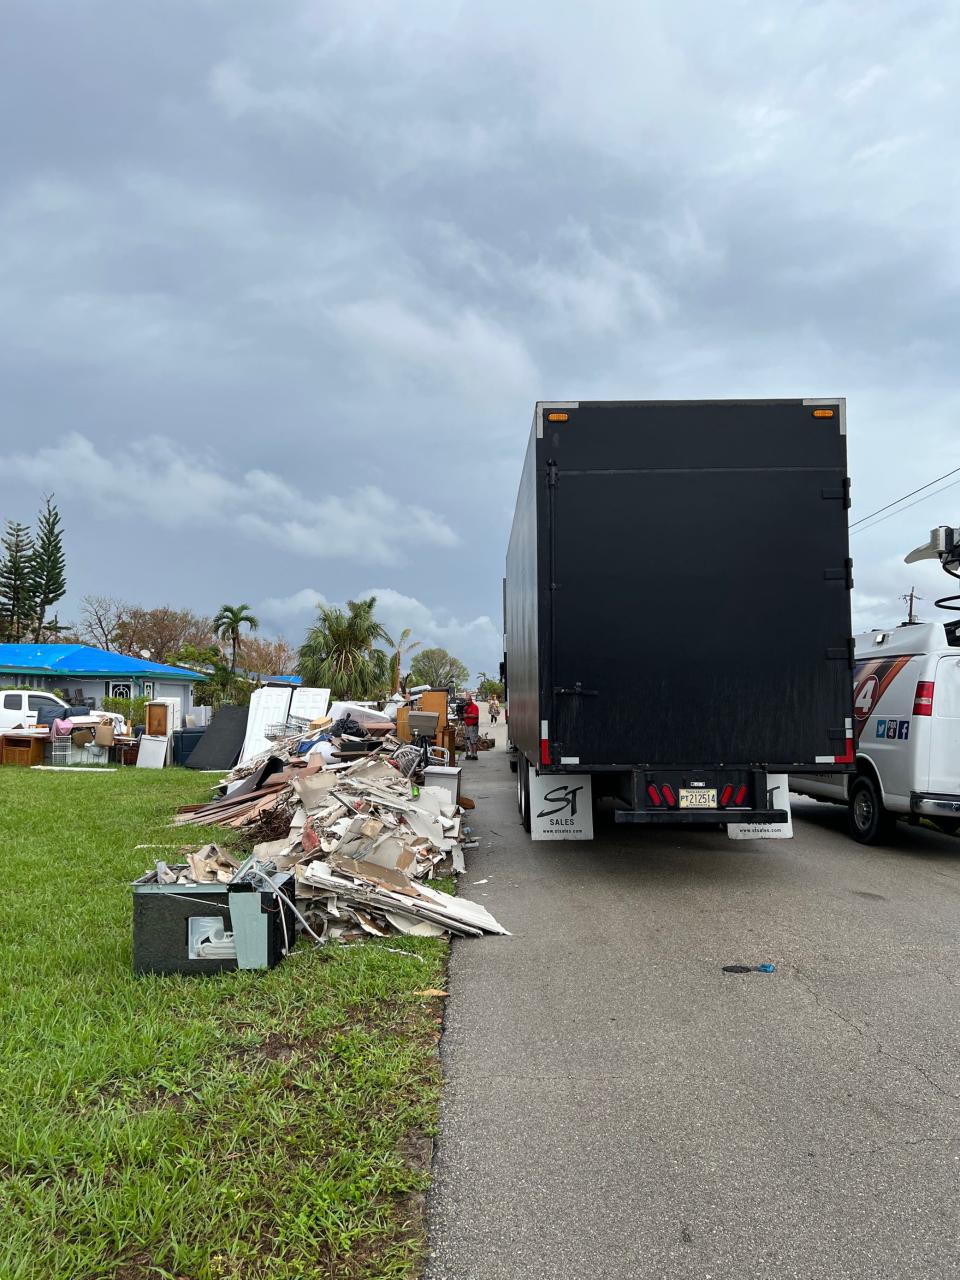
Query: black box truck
[{"left": 503, "top": 399, "right": 854, "bottom": 838}]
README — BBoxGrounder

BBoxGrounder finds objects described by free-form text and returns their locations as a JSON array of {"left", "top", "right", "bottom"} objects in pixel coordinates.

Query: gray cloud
[{"left": 0, "top": 0, "right": 958, "bottom": 678}]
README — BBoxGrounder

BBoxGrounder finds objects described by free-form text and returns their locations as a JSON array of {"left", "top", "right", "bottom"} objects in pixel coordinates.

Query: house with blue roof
[{"left": 0, "top": 644, "right": 206, "bottom": 713}]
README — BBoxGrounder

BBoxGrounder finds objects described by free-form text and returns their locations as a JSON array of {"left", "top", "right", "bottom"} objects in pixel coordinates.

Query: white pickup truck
[
  {"left": 791, "top": 619, "right": 960, "bottom": 842},
  {"left": 0, "top": 689, "right": 69, "bottom": 732}
]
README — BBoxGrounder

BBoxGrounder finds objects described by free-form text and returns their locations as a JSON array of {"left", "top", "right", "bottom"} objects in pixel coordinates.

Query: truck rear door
[{"left": 541, "top": 401, "right": 852, "bottom": 769}]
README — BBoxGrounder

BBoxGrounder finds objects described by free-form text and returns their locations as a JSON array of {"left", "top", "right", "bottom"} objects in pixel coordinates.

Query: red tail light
[
  {"left": 661, "top": 784, "right": 677, "bottom": 808},
  {"left": 646, "top": 784, "right": 662, "bottom": 807},
  {"left": 734, "top": 784, "right": 748, "bottom": 806},
  {"left": 540, "top": 738, "right": 551, "bottom": 765},
  {"left": 719, "top": 784, "right": 734, "bottom": 807},
  {"left": 913, "top": 681, "right": 935, "bottom": 716}
]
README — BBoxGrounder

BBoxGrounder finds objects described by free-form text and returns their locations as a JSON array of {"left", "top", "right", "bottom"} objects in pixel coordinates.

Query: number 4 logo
[{"left": 854, "top": 673, "right": 880, "bottom": 720}]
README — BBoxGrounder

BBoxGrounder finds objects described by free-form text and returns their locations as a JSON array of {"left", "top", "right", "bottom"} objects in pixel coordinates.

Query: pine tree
[
  {"left": 30, "top": 495, "right": 67, "bottom": 642},
  {"left": 0, "top": 520, "right": 37, "bottom": 642}
]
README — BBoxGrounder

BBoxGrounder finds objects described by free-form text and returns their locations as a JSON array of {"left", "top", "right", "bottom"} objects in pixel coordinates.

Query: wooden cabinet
[
  {"left": 1, "top": 734, "right": 46, "bottom": 767},
  {"left": 418, "top": 690, "right": 448, "bottom": 729},
  {"left": 145, "top": 702, "right": 171, "bottom": 737}
]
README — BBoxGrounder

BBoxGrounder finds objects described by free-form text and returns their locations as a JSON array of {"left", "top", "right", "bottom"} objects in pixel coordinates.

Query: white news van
[{"left": 791, "top": 618, "right": 960, "bottom": 843}]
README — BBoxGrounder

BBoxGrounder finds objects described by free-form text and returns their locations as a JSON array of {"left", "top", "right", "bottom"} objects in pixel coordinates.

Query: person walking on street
[
  {"left": 488, "top": 696, "right": 500, "bottom": 724},
  {"left": 462, "top": 693, "right": 480, "bottom": 759}
]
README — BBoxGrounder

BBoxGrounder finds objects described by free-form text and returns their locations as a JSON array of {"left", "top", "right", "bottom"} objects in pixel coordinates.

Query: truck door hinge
[
  {"left": 547, "top": 461, "right": 559, "bottom": 488},
  {"left": 821, "top": 477, "right": 852, "bottom": 508},
  {"left": 823, "top": 558, "right": 854, "bottom": 589}
]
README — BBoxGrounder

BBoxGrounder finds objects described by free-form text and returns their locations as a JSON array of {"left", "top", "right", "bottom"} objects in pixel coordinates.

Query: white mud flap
[
  {"left": 530, "top": 772, "right": 595, "bottom": 840},
  {"left": 727, "top": 773, "right": 794, "bottom": 840}
]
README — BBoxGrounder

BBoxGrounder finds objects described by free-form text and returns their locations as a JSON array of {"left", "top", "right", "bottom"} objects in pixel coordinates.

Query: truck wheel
[
  {"left": 848, "top": 774, "right": 897, "bottom": 845},
  {"left": 519, "top": 757, "right": 531, "bottom": 832},
  {"left": 509, "top": 750, "right": 518, "bottom": 773}
]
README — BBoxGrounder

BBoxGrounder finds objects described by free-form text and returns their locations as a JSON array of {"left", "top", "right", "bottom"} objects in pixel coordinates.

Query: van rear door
[{"left": 927, "top": 655, "right": 960, "bottom": 796}]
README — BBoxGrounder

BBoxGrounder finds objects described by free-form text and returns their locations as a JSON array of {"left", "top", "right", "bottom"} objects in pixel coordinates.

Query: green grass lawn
[{"left": 0, "top": 767, "right": 446, "bottom": 1280}]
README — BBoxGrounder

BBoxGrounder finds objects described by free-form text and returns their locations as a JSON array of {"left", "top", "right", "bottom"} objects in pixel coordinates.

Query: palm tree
[
  {"left": 213, "top": 603, "right": 259, "bottom": 672},
  {"left": 297, "top": 596, "right": 393, "bottom": 700},
  {"left": 390, "top": 627, "right": 421, "bottom": 694}
]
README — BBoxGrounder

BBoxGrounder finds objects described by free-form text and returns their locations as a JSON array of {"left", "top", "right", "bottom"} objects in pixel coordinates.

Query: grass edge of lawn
[{"left": 0, "top": 767, "right": 451, "bottom": 1280}]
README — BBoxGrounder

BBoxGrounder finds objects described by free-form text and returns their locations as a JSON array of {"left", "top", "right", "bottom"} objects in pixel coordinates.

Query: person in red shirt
[{"left": 462, "top": 693, "right": 480, "bottom": 759}]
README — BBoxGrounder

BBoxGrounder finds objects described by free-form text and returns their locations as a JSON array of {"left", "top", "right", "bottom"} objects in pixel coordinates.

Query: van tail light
[
  {"left": 913, "top": 681, "right": 935, "bottom": 716},
  {"left": 540, "top": 737, "right": 551, "bottom": 765},
  {"left": 734, "top": 784, "right": 748, "bottom": 806},
  {"left": 661, "top": 784, "right": 677, "bottom": 808},
  {"left": 646, "top": 784, "right": 662, "bottom": 807},
  {"left": 719, "top": 784, "right": 734, "bottom": 808}
]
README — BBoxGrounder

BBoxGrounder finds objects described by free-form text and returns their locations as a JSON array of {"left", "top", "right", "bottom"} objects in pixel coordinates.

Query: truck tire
[
  {"left": 518, "top": 757, "right": 531, "bottom": 832},
  {"left": 848, "top": 774, "right": 897, "bottom": 845}
]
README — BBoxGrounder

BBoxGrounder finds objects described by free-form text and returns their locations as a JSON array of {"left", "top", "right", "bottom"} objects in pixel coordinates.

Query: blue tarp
[{"left": 0, "top": 644, "right": 206, "bottom": 682}]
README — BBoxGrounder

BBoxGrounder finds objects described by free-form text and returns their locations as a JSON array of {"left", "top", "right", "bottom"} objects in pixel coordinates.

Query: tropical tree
[
  {"left": 408, "top": 646, "right": 470, "bottom": 690},
  {"left": 0, "top": 520, "right": 36, "bottom": 642},
  {"left": 213, "top": 603, "right": 259, "bottom": 672},
  {"left": 173, "top": 642, "right": 253, "bottom": 709},
  {"left": 390, "top": 627, "right": 421, "bottom": 693},
  {"left": 297, "top": 596, "right": 393, "bottom": 700},
  {"left": 29, "top": 495, "right": 67, "bottom": 643},
  {"left": 476, "top": 673, "right": 504, "bottom": 699}
]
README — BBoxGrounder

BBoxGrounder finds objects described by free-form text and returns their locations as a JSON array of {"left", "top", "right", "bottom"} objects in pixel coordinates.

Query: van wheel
[
  {"left": 848, "top": 774, "right": 897, "bottom": 845},
  {"left": 518, "top": 757, "right": 531, "bottom": 832}
]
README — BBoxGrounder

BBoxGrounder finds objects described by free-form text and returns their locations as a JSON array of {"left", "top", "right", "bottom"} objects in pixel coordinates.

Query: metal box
[{"left": 132, "top": 873, "right": 296, "bottom": 975}]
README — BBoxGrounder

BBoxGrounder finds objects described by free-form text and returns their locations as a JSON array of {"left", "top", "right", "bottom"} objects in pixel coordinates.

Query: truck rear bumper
[
  {"left": 910, "top": 792, "right": 960, "bottom": 818},
  {"left": 615, "top": 808, "right": 788, "bottom": 825}
]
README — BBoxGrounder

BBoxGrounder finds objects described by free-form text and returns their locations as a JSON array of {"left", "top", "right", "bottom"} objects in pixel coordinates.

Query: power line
[
  {"left": 850, "top": 462, "right": 960, "bottom": 529},
  {"left": 851, "top": 475, "right": 960, "bottom": 536}
]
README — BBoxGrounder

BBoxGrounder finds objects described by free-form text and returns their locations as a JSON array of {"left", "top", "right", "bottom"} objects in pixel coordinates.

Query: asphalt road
[{"left": 426, "top": 742, "right": 960, "bottom": 1280}]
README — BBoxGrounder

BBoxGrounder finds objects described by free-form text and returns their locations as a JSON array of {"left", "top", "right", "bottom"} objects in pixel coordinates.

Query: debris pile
[{"left": 156, "top": 723, "right": 507, "bottom": 946}]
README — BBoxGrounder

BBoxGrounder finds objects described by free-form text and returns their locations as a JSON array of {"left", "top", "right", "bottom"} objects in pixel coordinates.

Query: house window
[
  {"left": 142, "top": 681, "right": 155, "bottom": 699},
  {"left": 109, "top": 682, "right": 133, "bottom": 700}
]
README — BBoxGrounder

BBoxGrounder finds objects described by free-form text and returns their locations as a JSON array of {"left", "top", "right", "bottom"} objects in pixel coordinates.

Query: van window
[
  {"left": 27, "top": 695, "right": 58, "bottom": 713},
  {"left": 945, "top": 620, "right": 960, "bottom": 648},
  {"left": 3, "top": 693, "right": 20, "bottom": 710}
]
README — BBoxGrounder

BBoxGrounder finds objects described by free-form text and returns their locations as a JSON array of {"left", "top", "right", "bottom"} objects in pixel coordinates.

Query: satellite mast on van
[{"left": 904, "top": 525, "right": 960, "bottom": 611}]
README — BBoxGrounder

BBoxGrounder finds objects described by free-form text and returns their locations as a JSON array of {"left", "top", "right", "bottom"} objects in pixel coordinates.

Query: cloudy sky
[{"left": 1, "top": 0, "right": 958, "bottom": 675}]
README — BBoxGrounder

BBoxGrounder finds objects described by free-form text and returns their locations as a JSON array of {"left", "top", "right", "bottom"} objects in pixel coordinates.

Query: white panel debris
[{"left": 240, "top": 686, "right": 293, "bottom": 765}]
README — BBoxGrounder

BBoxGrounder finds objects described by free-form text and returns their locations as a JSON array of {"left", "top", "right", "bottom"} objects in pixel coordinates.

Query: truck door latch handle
[{"left": 553, "top": 683, "right": 598, "bottom": 696}]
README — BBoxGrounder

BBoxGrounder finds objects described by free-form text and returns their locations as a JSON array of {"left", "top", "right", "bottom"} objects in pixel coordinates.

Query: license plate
[{"left": 679, "top": 788, "right": 717, "bottom": 809}]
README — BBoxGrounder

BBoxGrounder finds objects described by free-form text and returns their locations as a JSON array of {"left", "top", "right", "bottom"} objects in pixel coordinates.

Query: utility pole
[{"left": 901, "top": 586, "right": 922, "bottom": 624}]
